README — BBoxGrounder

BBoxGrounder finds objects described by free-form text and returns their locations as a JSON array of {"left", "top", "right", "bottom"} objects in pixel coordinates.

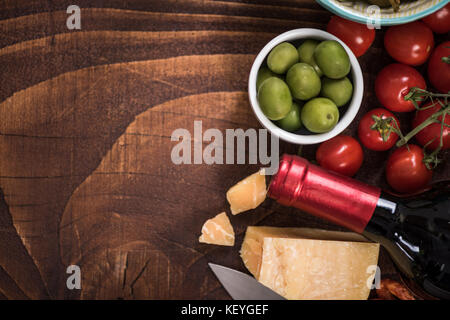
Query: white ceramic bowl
[{"left": 248, "top": 28, "right": 363, "bottom": 145}]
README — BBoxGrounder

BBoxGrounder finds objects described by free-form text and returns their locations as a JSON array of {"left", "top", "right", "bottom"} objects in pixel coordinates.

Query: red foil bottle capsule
[{"left": 267, "top": 154, "right": 381, "bottom": 233}]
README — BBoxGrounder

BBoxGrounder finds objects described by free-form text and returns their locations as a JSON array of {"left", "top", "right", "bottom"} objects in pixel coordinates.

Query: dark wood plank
[
  {"left": 0, "top": 31, "right": 276, "bottom": 102},
  {"left": 0, "top": 188, "right": 49, "bottom": 299}
]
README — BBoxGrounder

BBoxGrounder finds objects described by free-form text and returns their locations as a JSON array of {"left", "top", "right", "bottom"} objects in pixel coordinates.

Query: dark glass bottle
[
  {"left": 364, "top": 184, "right": 450, "bottom": 299},
  {"left": 268, "top": 154, "right": 450, "bottom": 299}
]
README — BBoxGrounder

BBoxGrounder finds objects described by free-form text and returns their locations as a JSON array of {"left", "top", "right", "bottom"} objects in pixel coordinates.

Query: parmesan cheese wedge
[
  {"left": 240, "top": 226, "right": 369, "bottom": 279},
  {"left": 226, "top": 169, "right": 266, "bottom": 215},
  {"left": 199, "top": 212, "right": 235, "bottom": 246},
  {"left": 258, "top": 237, "right": 379, "bottom": 300}
]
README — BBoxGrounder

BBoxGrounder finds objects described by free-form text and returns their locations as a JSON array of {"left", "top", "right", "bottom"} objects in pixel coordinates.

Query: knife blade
[{"left": 208, "top": 263, "right": 286, "bottom": 300}]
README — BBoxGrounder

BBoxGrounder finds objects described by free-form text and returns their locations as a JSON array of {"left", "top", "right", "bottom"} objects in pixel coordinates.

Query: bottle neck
[
  {"left": 268, "top": 154, "right": 381, "bottom": 233},
  {"left": 376, "top": 196, "right": 397, "bottom": 214}
]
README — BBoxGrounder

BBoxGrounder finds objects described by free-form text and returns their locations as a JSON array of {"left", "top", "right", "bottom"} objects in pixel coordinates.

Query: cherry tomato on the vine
[
  {"left": 358, "top": 108, "right": 400, "bottom": 151},
  {"left": 385, "top": 144, "right": 432, "bottom": 194},
  {"left": 422, "top": 3, "right": 450, "bottom": 34},
  {"left": 316, "top": 135, "right": 364, "bottom": 177},
  {"left": 427, "top": 41, "right": 450, "bottom": 94},
  {"left": 375, "top": 63, "right": 426, "bottom": 112},
  {"left": 412, "top": 101, "right": 450, "bottom": 151},
  {"left": 384, "top": 21, "right": 434, "bottom": 66},
  {"left": 326, "top": 15, "right": 375, "bottom": 57}
]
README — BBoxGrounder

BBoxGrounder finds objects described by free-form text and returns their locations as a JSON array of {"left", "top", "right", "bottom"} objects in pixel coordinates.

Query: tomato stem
[
  {"left": 404, "top": 87, "right": 449, "bottom": 110},
  {"left": 398, "top": 87, "right": 450, "bottom": 170},
  {"left": 370, "top": 115, "right": 402, "bottom": 142},
  {"left": 397, "top": 88, "right": 450, "bottom": 154},
  {"left": 442, "top": 56, "right": 450, "bottom": 64},
  {"left": 396, "top": 105, "right": 450, "bottom": 148},
  {"left": 422, "top": 115, "right": 445, "bottom": 170}
]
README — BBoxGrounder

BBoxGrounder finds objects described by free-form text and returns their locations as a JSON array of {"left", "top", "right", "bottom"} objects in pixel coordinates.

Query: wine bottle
[{"left": 268, "top": 154, "right": 450, "bottom": 299}]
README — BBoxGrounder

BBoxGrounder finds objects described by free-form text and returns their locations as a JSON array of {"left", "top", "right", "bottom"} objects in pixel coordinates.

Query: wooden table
[{"left": 0, "top": 0, "right": 448, "bottom": 300}]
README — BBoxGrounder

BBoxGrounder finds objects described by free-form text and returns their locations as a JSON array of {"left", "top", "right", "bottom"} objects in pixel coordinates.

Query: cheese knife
[{"left": 208, "top": 263, "right": 286, "bottom": 300}]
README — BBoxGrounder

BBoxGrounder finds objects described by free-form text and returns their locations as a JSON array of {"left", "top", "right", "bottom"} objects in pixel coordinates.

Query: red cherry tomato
[
  {"left": 375, "top": 63, "right": 426, "bottom": 112},
  {"left": 422, "top": 3, "right": 450, "bottom": 34},
  {"left": 358, "top": 108, "right": 400, "bottom": 151},
  {"left": 316, "top": 135, "right": 364, "bottom": 177},
  {"left": 326, "top": 15, "right": 375, "bottom": 57},
  {"left": 384, "top": 21, "right": 434, "bottom": 66},
  {"left": 386, "top": 144, "right": 432, "bottom": 194},
  {"left": 412, "top": 101, "right": 450, "bottom": 151},
  {"left": 427, "top": 41, "right": 450, "bottom": 94}
]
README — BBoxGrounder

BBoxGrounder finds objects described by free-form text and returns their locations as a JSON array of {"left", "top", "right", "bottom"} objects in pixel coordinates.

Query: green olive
[
  {"left": 314, "top": 40, "right": 351, "bottom": 79},
  {"left": 258, "top": 77, "right": 292, "bottom": 121},
  {"left": 301, "top": 97, "right": 339, "bottom": 133},
  {"left": 256, "top": 67, "right": 280, "bottom": 91},
  {"left": 267, "top": 42, "right": 299, "bottom": 74},
  {"left": 276, "top": 101, "right": 302, "bottom": 132},
  {"left": 320, "top": 77, "right": 353, "bottom": 107},
  {"left": 286, "top": 63, "right": 321, "bottom": 101},
  {"left": 297, "top": 40, "right": 323, "bottom": 77}
]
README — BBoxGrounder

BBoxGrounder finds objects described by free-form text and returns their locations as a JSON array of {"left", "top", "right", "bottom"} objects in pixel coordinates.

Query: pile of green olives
[{"left": 257, "top": 39, "right": 353, "bottom": 134}]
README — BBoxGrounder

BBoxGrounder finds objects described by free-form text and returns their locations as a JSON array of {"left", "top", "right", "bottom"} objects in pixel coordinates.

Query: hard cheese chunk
[
  {"left": 226, "top": 169, "right": 266, "bottom": 215},
  {"left": 240, "top": 226, "right": 369, "bottom": 279},
  {"left": 199, "top": 212, "right": 235, "bottom": 246},
  {"left": 258, "top": 237, "right": 379, "bottom": 300}
]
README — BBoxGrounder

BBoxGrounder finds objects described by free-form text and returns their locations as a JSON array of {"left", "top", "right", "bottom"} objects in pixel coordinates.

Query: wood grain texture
[{"left": 0, "top": 0, "right": 448, "bottom": 299}]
